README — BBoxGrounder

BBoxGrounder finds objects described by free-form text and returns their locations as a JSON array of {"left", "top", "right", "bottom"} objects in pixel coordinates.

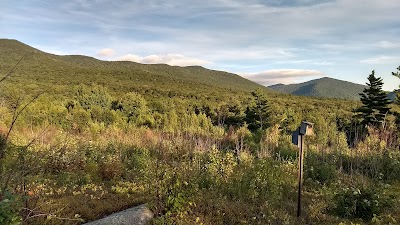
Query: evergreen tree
[
  {"left": 392, "top": 66, "right": 400, "bottom": 78},
  {"left": 355, "top": 70, "right": 391, "bottom": 127},
  {"left": 245, "top": 88, "right": 270, "bottom": 131},
  {"left": 392, "top": 66, "right": 400, "bottom": 126},
  {"left": 392, "top": 66, "right": 400, "bottom": 104}
]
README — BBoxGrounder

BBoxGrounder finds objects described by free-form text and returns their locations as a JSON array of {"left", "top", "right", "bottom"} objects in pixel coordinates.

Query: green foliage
[
  {"left": 114, "top": 92, "right": 149, "bottom": 124},
  {"left": 246, "top": 88, "right": 270, "bottom": 131},
  {"left": 333, "top": 184, "right": 393, "bottom": 221},
  {"left": 392, "top": 66, "right": 400, "bottom": 80},
  {"left": 164, "top": 175, "right": 193, "bottom": 218},
  {"left": 21, "top": 95, "right": 68, "bottom": 127},
  {"left": 305, "top": 154, "right": 337, "bottom": 185},
  {"left": 0, "top": 192, "right": 22, "bottom": 225},
  {"left": 392, "top": 66, "right": 400, "bottom": 125},
  {"left": 381, "top": 152, "right": 400, "bottom": 181},
  {"left": 355, "top": 70, "right": 391, "bottom": 127},
  {"left": 226, "top": 159, "right": 289, "bottom": 204},
  {"left": 0, "top": 39, "right": 268, "bottom": 102},
  {"left": 213, "top": 99, "right": 246, "bottom": 127},
  {"left": 269, "top": 77, "right": 367, "bottom": 100},
  {"left": 70, "top": 107, "right": 91, "bottom": 132},
  {"left": 74, "top": 84, "right": 112, "bottom": 110},
  {"left": 202, "top": 147, "right": 237, "bottom": 185},
  {"left": 99, "top": 155, "right": 125, "bottom": 180}
]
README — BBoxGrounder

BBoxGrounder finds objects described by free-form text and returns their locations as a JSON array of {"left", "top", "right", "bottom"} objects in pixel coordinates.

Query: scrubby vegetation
[{"left": 0, "top": 39, "right": 400, "bottom": 224}]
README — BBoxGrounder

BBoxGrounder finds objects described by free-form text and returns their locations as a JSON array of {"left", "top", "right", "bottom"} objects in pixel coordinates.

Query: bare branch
[
  {"left": 22, "top": 207, "right": 84, "bottom": 222},
  {"left": 4, "top": 92, "right": 43, "bottom": 144}
]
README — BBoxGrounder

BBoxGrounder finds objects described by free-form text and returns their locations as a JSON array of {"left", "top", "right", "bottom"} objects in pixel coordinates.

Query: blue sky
[{"left": 1, "top": 0, "right": 400, "bottom": 90}]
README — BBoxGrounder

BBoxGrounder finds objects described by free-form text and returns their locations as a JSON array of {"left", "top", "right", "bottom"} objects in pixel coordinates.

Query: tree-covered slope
[
  {"left": 268, "top": 77, "right": 367, "bottom": 100},
  {"left": 0, "top": 39, "right": 269, "bottom": 98}
]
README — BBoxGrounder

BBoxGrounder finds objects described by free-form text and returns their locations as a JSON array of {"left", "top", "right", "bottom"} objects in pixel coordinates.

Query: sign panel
[
  {"left": 292, "top": 128, "right": 299, "bottom": 146},
  {"left": 300, "top": 121, "right": 314, "bottom": 135}
]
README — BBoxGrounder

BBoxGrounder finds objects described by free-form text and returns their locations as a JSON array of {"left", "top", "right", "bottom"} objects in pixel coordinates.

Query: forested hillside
[
  {"left": 0, "top": 39, "right": 268, "bottom": 97},
  {"left": 1, "top": 40, "right": 400, "bottom": 225}
]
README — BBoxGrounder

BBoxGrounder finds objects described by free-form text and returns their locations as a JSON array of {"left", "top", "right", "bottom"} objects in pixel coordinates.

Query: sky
[{"left": 1, "top": 0, "right": 400, "bottom": 91}]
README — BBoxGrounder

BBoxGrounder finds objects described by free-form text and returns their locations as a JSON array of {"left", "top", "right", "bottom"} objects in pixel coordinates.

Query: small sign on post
[
  {"left": 291, "top": 128, "right": 300, "bottom": 146},
  {"left": 291, "top": 121, "right": 313, "bottom": 218},
  {"left": 300, "top": 121, "right": 313, "bottom": 136}
]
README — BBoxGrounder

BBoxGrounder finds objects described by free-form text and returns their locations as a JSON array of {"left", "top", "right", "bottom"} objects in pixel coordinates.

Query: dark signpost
[{"left": 292, "top": 121, "right": 313, "bottom": 218}]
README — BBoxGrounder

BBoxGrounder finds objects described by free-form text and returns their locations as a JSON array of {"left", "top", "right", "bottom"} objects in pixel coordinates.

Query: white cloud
[
  {"left": 207, "top": 47, "right": 297, "bottom": 61},
  {"left": 241, "top": 69, "right": 324, "bottom": 85},
  {"left": 116, "top": 54, "right": 211, "bottom": 66},
  {"left": 3, "top": 0, "right": 400, "bottom": 90},
  {"left": 97, "top": 48, "right": 115, "bottom": 57},
  {"left": 360, "top": 56, "right": 400, "bottom": 64},
  {"left": 374, "top": 41, "right": 400, "bottom": 49},
  {"left": 273, "top": 59, "right": 334, "bottom": 66}
]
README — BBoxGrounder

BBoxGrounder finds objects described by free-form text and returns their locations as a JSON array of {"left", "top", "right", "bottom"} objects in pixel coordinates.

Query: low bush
[
  {"left": 333, "top": 184, "right": 394, "bottom": 221},
  {"left": 305, "top": 155, "right": 337, "bottom": 185},
  {"left": 0, "top": 191, "right": 21, "bottom": 225}
]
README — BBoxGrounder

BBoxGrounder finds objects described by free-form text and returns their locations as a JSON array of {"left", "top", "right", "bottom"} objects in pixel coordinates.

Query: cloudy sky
[{"left": 1, "top": 0, "right": 400, "bottom": 90}]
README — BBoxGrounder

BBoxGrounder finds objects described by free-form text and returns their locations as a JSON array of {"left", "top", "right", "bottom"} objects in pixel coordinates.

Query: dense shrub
[
  {"left": 274, "top": 145, "right": 297, "bottom": 161},
  {"left": 333, "top": 184, "right": 393, "bottom": 221},
  {"left": 381, "top": 151, "right": 400, "bottom": 181},
  {"left": 226, "top": 159, "right": 289, "bottom": 203},
  {"left": 99, "top": 156, "right": 125, "bottom": 180},
  {"left": 0, "top": 192, "right": 21, "bottom": 225},
  {"left": 305, "top": 155, "right": 337, "bottom": 185}
]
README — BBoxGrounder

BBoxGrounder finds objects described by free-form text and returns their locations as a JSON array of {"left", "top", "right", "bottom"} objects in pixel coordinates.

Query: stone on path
[{"left": 83, "top": 204, "right": 153, "bottom": 225}]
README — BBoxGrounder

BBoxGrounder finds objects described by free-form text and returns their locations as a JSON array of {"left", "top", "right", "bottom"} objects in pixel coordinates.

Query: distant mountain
[
  {"left": 268, "top": 77, "right": 368, "bottom": 100},
  {"left": 268, "top": 83, "right": 286, "bottom": 89},
  {"left": 268, "top": 77, "right": 398, "bottom": 100}
]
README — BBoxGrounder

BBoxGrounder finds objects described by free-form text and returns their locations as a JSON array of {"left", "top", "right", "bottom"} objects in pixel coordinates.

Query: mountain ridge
[
  {"left": 0, "top": 39, "right": 270, "bottom": 98},
  {"left": 268, "top": 77, "right": 396, "bottom": 100},
  {"left": 2, "top": 39, "right": 395, "bottom": 102}
]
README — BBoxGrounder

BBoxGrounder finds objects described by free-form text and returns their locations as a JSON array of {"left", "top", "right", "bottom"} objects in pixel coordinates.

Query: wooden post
[
  {"left": 292, "top": 121, "right": 313, "bottom": 218},
  {"left": 297, "top": 134, "right": 304, "bottom": 218}
]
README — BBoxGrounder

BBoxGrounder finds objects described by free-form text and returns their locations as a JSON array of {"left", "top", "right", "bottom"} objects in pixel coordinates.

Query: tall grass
[{"left": 0, "top": 124, "right": 399, "bottom": 224}]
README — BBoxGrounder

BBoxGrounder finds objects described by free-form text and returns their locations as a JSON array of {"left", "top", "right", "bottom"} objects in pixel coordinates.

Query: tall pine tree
[
  {"left": 392, "top": 66, "right": 400, "bottom": 126},
  {"left": 355, "top": 70, "right": 391, "bottom": 127},
  {"left": 392, "top": 66, "right": 400, "bottom": 104},
  {"left": 245, "top": 88, "right": 270, "bottom": 131}
]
